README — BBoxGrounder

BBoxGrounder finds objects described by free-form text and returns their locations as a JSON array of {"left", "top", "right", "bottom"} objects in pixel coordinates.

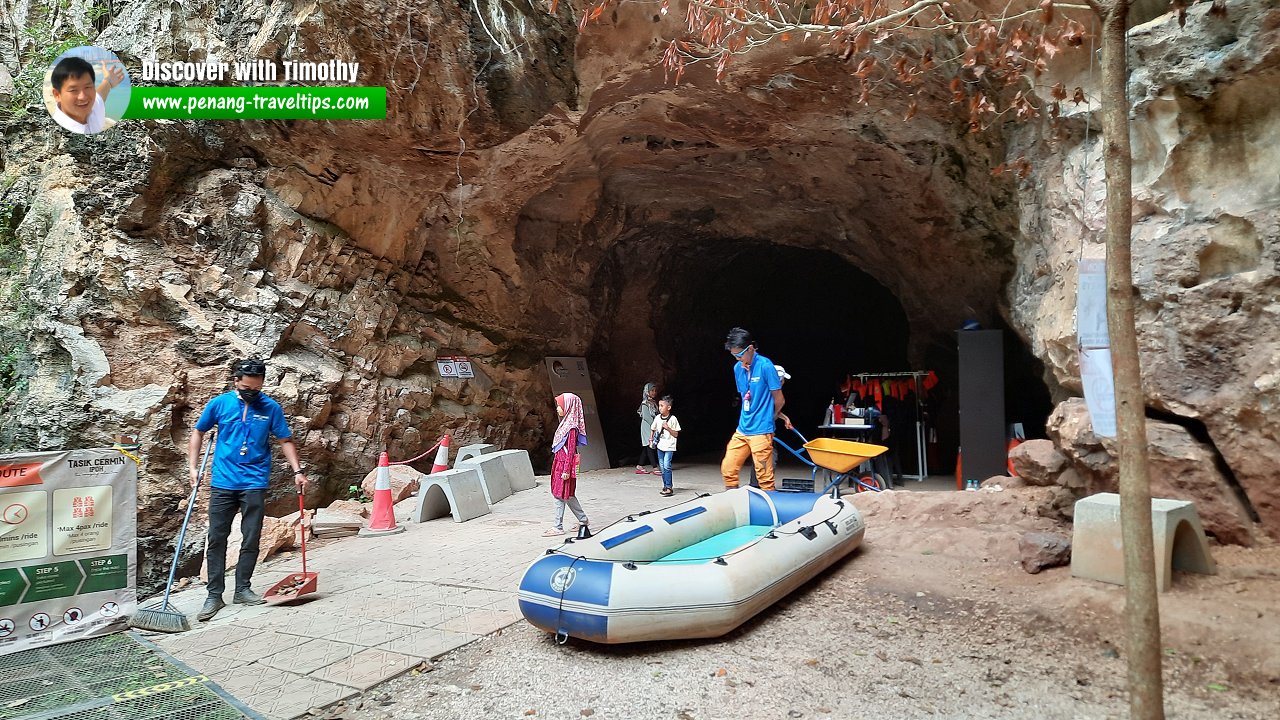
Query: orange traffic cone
[
  {"left": 1006, "top": 437, "right": 1024, "bottom": 476},
  {"left": 359, "top": 451, "right": 405, "bottom": 537},
  {"left": 430, "top": 434, "right": 451, "bottom": 474}
]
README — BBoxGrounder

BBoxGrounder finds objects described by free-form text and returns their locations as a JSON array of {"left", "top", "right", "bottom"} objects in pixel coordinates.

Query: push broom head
[{"left": 129, "top": 604, "right": 190, "bottom": 633}]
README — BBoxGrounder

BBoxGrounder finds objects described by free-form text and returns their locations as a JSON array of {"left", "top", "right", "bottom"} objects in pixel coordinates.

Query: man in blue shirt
[
  {"left": 188, "top": 358, "right": 309, "bottom": 621},
  {"left": 721, "top": 328, "right": 786, "bottom": 491}
]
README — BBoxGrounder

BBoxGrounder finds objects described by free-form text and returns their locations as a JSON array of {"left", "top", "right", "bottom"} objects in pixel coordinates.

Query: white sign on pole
[{"left": 0, "top": 448, "right": 137, "bottom": 656}]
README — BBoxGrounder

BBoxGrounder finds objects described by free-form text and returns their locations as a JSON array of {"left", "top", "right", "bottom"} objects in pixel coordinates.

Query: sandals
[
  {"left": 659, "top": 488, "right": 674, "bottom": 497},
  {"left": 650, "top": 469, "right": 663, "bottom": 475},
  {"left": 542, "top": 528, "right": 564, "bottom": 537},
  {"left": 634, "top": 467, "right": 648, "bottom": 474},
  {"left": 569, "top": 518, "right": 589, "bottom": 532}
]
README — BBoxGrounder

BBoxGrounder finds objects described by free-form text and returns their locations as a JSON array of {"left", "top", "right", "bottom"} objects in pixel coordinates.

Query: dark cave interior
[{"left": 587, "top": 238, "right": 1053, "bottom": 474}]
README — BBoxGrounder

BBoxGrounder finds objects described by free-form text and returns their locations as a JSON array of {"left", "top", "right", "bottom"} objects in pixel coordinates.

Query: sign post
[{"left": 0, "top": 449, "right": 137, "bottom": 655}]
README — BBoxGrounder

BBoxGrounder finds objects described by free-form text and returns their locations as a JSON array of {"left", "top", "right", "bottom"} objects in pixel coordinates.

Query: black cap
[{"left": 233, "top": 358, "right": 267, "bottom": 377}]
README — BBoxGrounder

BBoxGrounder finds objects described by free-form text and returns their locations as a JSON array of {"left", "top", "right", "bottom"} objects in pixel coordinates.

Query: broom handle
[
  {"left": 297, "top": 489, "right": 307, "bottom": 576},
  {"left": 162, "top": 432, "right": 214, "bottom": 610}
]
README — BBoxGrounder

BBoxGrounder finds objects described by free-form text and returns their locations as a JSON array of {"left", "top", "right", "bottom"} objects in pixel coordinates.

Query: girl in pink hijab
[{"left": 545, "top": 393, "right": 589, "bottom": 536}]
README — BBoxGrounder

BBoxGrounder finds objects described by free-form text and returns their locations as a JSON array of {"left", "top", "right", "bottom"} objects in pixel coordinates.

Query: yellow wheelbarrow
[{"left": 775, "top": 429, "right": 890, "bottom": 493}]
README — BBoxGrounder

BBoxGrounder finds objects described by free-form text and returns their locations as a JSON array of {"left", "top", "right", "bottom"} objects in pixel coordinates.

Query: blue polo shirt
[
  {"left": 195, "top": 391, "right": 292, "bottom": 490},
  {"left": 734, "top": 353, "right": 782, "bottom": 436}
]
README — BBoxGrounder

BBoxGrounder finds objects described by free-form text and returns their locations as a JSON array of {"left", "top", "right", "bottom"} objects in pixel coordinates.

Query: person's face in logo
[{"left": 53, "top": 72, "right": 96, "bottom": 124}]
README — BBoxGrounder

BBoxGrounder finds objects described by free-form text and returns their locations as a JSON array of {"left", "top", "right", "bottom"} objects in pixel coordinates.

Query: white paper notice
[
  {"left": 1081, "top": 347, "right": 1117, "bottom": 438},
  {"left": 1077, "top": 258, "right": 1109, "bottom": 349}
]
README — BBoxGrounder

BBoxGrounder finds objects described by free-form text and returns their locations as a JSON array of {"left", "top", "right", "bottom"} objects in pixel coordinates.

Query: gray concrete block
[
  {"left": 458, "top": 455, "right": 511, "bottom": 505},
  {"left": 413, "top": 468, "right": 490, "bottom": 523},
  {"left": 496, "top": 449, "right": 537, "bottom": 492},
  {"left": 457, "top": 449, "right": 536, "bottom": 504},
  {"left": 1070, "top": 492, "right": 1216, "bottom": 592},
  {"left": 456, "top": 443, "right": 498, "bottom": 464}
]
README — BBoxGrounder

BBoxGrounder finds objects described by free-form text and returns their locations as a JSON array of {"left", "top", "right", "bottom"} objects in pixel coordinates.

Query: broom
[{"left": 130, "top": 432, "right": 214, "bottom": 633}]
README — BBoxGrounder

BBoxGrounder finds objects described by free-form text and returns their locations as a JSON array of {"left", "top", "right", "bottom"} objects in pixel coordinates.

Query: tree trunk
[{"left": 1097, "top": 1, "right": 1164, "bottom": 717}]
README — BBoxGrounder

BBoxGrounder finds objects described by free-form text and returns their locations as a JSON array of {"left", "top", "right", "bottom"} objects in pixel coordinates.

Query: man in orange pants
[{"left": 720, "top": 327, "right": 786, "bottom": 491}]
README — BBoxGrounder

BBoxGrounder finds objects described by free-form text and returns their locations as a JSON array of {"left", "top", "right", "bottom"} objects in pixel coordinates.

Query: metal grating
[{"left": 0, "top": 633, "right": 259, "bottom": 720}]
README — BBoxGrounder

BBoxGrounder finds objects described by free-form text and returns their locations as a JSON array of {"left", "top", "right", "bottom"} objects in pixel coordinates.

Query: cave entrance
[
  {"left": 585, "top": 236, "right": 1052, "bottom": 477},
  {"left": 592, "top": 238, "right": 919, "bottom": 465}
]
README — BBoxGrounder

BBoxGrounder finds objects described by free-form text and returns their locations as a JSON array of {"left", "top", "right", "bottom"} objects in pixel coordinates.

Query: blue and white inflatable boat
[{"left": 517, "top": 487, "right": 865, "bottom": 643}]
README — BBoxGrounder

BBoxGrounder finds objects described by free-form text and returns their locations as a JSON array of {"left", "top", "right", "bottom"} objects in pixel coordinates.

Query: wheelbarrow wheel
[{"left": 853, "top": 473, "right": 891, "bottom": 492}]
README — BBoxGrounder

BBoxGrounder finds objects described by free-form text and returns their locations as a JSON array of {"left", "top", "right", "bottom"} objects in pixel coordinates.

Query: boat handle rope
[{"left": 553, "top": 554, "right": 584, "bottom": 645}]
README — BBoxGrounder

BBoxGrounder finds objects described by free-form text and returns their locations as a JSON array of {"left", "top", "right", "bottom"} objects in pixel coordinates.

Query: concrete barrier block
[
  {"left": 413, "top": 468, "right": 490, "bottom": 523},
  {"left": 456, "top": 449, "right": 537, "bottom": 503},
  {"left": 456, "top": 443, "right": 498, "bottom": 464},
  {"left": 492, "top": 449, "right": 537, "bottom": 493},
  {"left": 1071, "top": 492, "right": 1216, "bottom": 591},
  {"left": 457, "top": 456, "right": 510, "bottom": 506}
]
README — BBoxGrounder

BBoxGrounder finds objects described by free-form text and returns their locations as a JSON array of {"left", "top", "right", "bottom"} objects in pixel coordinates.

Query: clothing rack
[
  {"left": 850, "top": 371, "right": 931, "bottom": 379},
  {"left": 845, "top": 370, "right": 933, "bottom": 483}
]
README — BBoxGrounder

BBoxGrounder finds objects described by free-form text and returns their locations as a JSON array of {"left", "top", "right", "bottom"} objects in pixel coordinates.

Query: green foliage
[
  {"left": 0, "top": 199, "right": 31, "bottom": 400},
  {"left": 0, "top": 334, "right": 29, "bottom": 400},
  {"left": 0, "top": 202, "right": 19, "bottom": 265},
  {"left": 84, "top": 3, "right": 113, "bottom": 25},
  {"left": 2, "top": 18, "right": 93, "bottom": 121},
  {"left": 346, "top": 483, "right": 371, "bottom": 503}
]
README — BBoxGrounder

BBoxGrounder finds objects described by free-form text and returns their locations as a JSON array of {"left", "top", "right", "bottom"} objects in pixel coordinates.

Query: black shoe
[
  {"left": 232, "top": 588, "right": 265, "bottom": 605},
  {"left": 197, "top": 596, "right": 225, "bottom": 621}
]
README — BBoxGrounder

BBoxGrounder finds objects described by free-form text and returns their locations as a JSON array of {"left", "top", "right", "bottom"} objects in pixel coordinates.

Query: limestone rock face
[
  {"left": 1047, "top": 400, "right": 1257, "bottom": 546},
  {"left": 1010, "top": 2, "right": 1280, "bottom": 541}
]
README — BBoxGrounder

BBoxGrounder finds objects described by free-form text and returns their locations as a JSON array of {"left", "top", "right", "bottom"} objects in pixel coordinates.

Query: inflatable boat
[{"left": 517, "top": 487, "right": 865, "bottom": 643}]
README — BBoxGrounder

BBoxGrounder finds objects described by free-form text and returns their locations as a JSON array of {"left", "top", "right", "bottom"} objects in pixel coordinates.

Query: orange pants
[{"left": 722, "top": 431, "right": 775, "bottom": 491}]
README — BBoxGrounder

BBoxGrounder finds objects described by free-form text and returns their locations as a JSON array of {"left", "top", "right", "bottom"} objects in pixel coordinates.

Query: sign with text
[
  {"left": 0, "top": 449, "right": 137, "bottom": 656},
  {"left": 438, "top": 355, "right": 475, "bottom": 379}
]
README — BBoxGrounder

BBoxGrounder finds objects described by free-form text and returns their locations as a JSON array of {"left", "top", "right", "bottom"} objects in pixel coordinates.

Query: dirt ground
[{"left": 325, "top": 486, "right": 1279, "bottom": 720}]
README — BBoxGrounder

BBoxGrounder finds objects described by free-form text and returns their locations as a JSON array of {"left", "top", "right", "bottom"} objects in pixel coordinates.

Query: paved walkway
[{"left": 140, "top": 461, "right": 733, "bottom": 720}]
